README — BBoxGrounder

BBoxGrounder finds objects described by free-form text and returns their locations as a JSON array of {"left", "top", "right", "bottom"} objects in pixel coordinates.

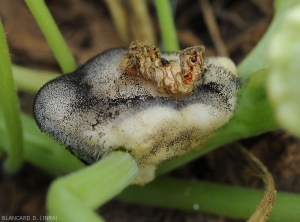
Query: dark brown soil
[{"left": 1, "top": 0, "right": 300, "bottom": 221}]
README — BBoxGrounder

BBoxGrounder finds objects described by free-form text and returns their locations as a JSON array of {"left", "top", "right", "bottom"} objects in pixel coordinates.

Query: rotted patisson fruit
[{"left": 34, "top": 41, "right": 240, "bottom": 184}]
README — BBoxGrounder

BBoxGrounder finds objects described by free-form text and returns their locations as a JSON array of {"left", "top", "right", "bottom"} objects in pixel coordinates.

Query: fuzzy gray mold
[{"left": 34, "top": 48, "right": 240, "bottom": 183}]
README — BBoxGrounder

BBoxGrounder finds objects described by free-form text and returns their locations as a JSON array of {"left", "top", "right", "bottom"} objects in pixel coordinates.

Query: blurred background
[{"left": 1, "top": 0, "right": 300, "bottom": 221}]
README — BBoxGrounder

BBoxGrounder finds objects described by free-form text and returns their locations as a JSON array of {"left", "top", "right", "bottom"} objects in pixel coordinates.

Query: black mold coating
[{"left": 33, "top": 48, "right": 241, "bottom": 165}]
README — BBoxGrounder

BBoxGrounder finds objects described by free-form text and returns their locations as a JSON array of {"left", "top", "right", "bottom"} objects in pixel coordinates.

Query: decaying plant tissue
[
  {"left": 119, "top": 41, "right": 205, "bottom": 94},
  {"left": 34, "top": 41, "right": 240, "bottom": 184}
]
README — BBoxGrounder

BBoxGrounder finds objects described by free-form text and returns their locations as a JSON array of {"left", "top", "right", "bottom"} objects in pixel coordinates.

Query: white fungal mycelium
[{"left": 34, "top": 42, "right": 240, "bottom": 184}]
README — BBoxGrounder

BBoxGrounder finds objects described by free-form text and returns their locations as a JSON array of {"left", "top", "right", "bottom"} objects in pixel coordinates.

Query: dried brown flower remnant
[{"left": 119, "top": 41, "right": 205, "bottom": 94}]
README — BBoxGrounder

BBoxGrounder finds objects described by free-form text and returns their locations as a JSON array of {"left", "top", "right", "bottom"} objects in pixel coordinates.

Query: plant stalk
[
  {"left": 154, "top": 0, "right": 179, "bottom": 52},
  {"left": 0, "top": 18, "right": 24, "bottom": 173},
  {"left": 25, "top": 0, "right": 77, "bottom": 73}
]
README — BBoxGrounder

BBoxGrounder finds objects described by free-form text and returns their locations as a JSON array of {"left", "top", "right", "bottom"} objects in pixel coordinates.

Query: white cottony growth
[{"left": 34, "top": 46, "right": 240, "bottom": 184}]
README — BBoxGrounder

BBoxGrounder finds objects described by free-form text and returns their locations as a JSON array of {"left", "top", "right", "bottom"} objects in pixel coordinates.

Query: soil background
[{"left": 1, "top": 0, "right": 300, "bottom": 221}]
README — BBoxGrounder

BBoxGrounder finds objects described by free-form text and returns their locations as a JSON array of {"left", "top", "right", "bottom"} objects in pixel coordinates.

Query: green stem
[
  {"left": 118, "top": 177, "right": 300, "bottom": 221},
  {"left": 0, "top": 19, "right": 24, "bottom": 173},
  {"left": 47, "top": 151, "right": 138, "bottom": 222},
  {"left": 154, "top": 0, "right": 179, "bottom": 52},
  {"left": 12, "top": 65, "right": 59, "bottom": 93},
  {"left": 0, "top": 110, "right": 84, "bottom": 176},
  {"left": 25, "top": 0, "right": 77, "bottom": 74}
]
